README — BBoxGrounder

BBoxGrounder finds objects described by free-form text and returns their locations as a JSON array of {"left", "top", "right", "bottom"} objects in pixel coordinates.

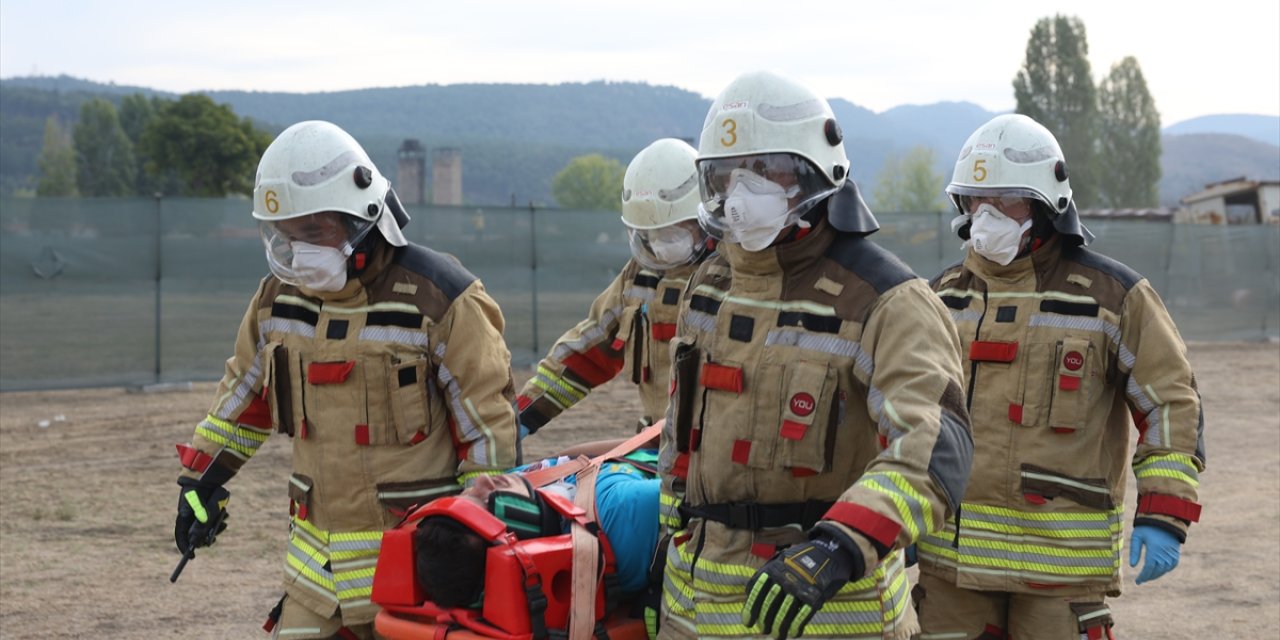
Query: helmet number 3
[
  {"left": 972, "top": 159, "right": 988, "bottom": 182},
  {"left": 720, "top": 118, "right": 737, "bottom": 147},
  {"left": 264, "top": 190, "right": 280, "bottom": 214}
]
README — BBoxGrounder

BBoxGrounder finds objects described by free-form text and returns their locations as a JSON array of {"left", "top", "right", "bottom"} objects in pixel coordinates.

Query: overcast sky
[{"left": 2, "top": 0, "right": 1277, "bottom": 126}]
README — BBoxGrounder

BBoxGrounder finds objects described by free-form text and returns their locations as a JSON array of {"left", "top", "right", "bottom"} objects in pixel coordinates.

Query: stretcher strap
[
  {"left": 570, "top": 463, "right": 601, "bottom": 640},
  {"left": 521, "top": 422, "right": 664, "bottom": 488}
]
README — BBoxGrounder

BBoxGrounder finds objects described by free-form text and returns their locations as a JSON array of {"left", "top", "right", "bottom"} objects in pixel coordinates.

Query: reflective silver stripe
[
  {"left": 287, "top": 545, "right": 333, "bottom": 581},
  {"left": 624, "top": 286, "right": 656, "bottom": 301},
  {"left": 950, "top": 309, "right": 982, "bottom": 325},
  {"left": 259, "top": 317, "right": 317, "bottom": 339},
  {"left": 1134, "top": 456, "right": 1199, "bottom": 480},
  {"left": 335, "top": 574, "right": 375, "bottom": 593},
  {"left": 215, "top": 351, "right": 264, "bottom": 420},
  {"left": 547, "top": 307, "right": 623, "bottom": 363},
  {"left": 764, "top": 329, "right": 858, "bottom": 359},
  {"left": 434, "top": 342, "right": 493, "bottom": 465},
  {"left": 330, "top": 539, "right": 381, "bottom": 554},
  {"left": 682, "top": 309, "right": 716, "bottom": 333},
  {"left": 359, "top": 326, "right": 429, "bottom": 347}
]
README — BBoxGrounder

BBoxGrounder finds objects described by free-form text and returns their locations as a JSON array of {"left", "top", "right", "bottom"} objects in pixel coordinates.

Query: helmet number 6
[
  {"left": 720, "top": 118, "right": 737, "bottom": 147},
  {"left": 264, "top": 190, "right": 280, "bottom": 214},
  {"left": 972, "top": 159, "right": 987, "bottom": 182}
]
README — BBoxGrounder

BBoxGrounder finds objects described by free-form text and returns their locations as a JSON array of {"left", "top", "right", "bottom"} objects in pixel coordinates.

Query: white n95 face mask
[
  {"left": 290, "top": 241, "right": 353, "bottom": 291},
  {"left": 648, "top": 228, "right": 696, "bottom": 265},
  {"left": 722, "top": 170, "right": 801, "bottom": 252},
  {"left": 969, "top": 204, "right": 1032, "bottom": 266}
]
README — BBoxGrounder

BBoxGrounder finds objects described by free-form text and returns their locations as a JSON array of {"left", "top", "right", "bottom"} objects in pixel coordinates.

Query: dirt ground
[{"left": 0, "top": 342, "right": 1277, "bottom": 639}]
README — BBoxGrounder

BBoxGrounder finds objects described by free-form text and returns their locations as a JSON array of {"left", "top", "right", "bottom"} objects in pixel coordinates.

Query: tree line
[
  {"left": 552, "top": 13, "right": 1172, "bottom": 213},
  {"left": 31, "top": 14, "right": 1162, "bottom": 213},
  {"left": 35, "top": 94, "right": 272, "bottom": 198},
  {"left": 785, "top": 14, "right": 1163, "bottom": 215}
]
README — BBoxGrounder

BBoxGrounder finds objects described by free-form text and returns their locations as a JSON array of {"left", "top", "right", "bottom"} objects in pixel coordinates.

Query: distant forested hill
[
  {"left": 2, "top": 75, "right": 1276, "bottom": 207},
  {"left": 1160, "top": 133, "right": 1280, "bottom": 207}
]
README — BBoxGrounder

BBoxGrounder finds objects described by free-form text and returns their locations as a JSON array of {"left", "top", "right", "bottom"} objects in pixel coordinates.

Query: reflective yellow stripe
[
  {"left": 532, "top": 369, "right": 585, "bottom": 407},
  {"left": 335, "top": 566, "right": 377, "bottom": 599},
  {"left": 195, "top": 415, "right": 268, "bottom": 457}
]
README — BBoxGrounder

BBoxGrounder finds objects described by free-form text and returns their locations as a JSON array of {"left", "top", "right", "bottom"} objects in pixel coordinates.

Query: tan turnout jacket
[
  {"left": 658, "top": 220, "right": 973, "bottom": 639},
  {"left": 177, "top": 242, "right": 518, "bottom": 626},
  {"left": 918, "top": 235, "right": 1205, "bottom": 597},
  {"left": 518, "top": 258, "right": 696, "bottom": 432}
]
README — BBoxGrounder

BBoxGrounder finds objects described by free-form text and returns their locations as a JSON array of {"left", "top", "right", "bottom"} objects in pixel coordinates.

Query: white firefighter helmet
[
  {"left": 947, "top": 113, "right": 1092, "bottom": 245},
  {"left": 695, "top": 71, "right": 857, "bottom": 247},
  {"left": 253, "top": 121, "right": 408, "bottom": 283},
  {"left": 620, "top": 138, "right": 708, "bottom": 270}
]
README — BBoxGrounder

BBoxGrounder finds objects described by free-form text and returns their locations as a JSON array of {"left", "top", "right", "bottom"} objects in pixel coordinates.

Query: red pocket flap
[
  {"left": 701, "top": 362, "right": 744, "bottom": 393},
  {"left": 308, "top": 361, "right": 355, "bottom": 385},
  {"left": 970, "top": 341, "right": 1018, "bottom": 363},
  {"left": 651, "top": 322, "right": 677, "bottom": 342}
]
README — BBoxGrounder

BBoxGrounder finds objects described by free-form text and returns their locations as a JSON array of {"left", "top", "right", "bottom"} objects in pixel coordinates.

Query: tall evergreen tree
[
  {"left": 73, "top": 98, "right": 137, "bottom": 196},
  {"left": 36, "top": 115, "right": 78, "bottom": 197},
  {"left": 1097, "top": 57, "right": 1162, "bottom": 208},
  {"left": 873, "top": 146, "right": 946, "bottom": 213},
  {"left": 1013, "top": 15, "right": 1098, "bottom": 207}
]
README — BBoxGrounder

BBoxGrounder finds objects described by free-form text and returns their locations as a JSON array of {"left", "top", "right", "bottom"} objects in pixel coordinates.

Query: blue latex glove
[
  {"left": 517, "top": 422, "right": 531, "bottom": 441},
  {"left": 1128, "top": 525, "right": 1181, "bottom": 584}
]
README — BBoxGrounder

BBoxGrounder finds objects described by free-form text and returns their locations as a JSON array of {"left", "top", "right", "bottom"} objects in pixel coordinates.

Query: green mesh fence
[{"left": 2, "top": 197, "right": 1276, "bottom": 391}]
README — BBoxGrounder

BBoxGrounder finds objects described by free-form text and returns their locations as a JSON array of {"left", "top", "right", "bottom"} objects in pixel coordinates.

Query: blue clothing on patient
[{"left": 509, "top": 450, "right": 660, "bottom": 594}]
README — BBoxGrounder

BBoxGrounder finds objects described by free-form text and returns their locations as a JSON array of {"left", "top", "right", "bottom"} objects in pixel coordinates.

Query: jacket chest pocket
[
  {"left": 386, "top": 356, "right": 437, "bottom": 444},
  {"left": 1047, "top": 338, "right": 1096, "bottom": 432},
  {"left": 774, "top": 360, "right": 838, "bottom": 474},
  {"left": 1016, "top": 337, "right": 1098, "bottom": 433}
]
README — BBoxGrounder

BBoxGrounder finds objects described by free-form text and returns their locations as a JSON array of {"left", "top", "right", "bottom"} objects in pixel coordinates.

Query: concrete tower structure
[
  {"left": 396, "top": 139, "right": 427, "bottom": 205},
  {"left": 432, "top": 147, "right": 463, "bottom": 206}
]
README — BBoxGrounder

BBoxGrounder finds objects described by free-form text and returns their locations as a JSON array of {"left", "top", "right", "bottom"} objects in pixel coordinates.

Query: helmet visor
[
  {"left": 947, "top": 185, "right": 1051, "bottom": 213},
  {"left": 625, "top": 219, "right": 709, "bottom": 270},
  {"left": 696, "top": 153, "right": 837, "bottom": 243},
  {"left": 259, "top": 211, "right": 373, "bottom": 285}
]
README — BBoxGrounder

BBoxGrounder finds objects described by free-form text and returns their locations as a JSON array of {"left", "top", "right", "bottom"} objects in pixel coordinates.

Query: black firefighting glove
[
  {"left": 174, "top": 479, "right": 230, "bottom": 556},
  {"left": 742, "top": 523, "right": 865, "bottom": 640}
]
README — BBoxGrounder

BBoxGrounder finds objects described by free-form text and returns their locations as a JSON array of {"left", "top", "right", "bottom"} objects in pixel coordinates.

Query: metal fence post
[
  {"left": 153, "top": 192, "right": 163, "bottom": 382},
  {"left": 528, "top": 201, "right": 539, "bottom": 358}
]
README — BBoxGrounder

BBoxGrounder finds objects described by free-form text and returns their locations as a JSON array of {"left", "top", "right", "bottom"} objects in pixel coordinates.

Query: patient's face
[{"left": 461, "top": 474, "right": 531, "bottom": 508}]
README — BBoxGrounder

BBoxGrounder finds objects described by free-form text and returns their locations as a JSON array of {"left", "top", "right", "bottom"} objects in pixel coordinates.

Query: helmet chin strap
[{"left": 346, "top": 228, "right": 384, "bottom": 278}]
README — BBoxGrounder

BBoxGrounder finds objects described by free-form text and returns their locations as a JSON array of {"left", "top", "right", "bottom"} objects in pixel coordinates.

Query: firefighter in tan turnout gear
[
  {"left": 172, "top": 121, "right": 519, "bottom": 639},
  {"left": 656, "top": 70, "right": 974, "bottom": 640},
  {"left": 915, "top": 114, "right": 1206, "bottom": 639},
  {"left": 517, "top": 138, "right": 711, "bottom": 438}
]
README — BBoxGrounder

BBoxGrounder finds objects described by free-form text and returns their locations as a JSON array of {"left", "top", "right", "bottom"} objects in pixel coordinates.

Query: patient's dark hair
[{"left": 414, "top": 516, "right": 488, "bottom": 609}]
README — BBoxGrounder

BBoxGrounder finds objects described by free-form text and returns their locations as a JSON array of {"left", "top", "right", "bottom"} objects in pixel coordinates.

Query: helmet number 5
[
  {"left": 720, "top": 119, "right": 737, "bottom": 147},
  {"left": 264, "top": 190, "right": 279, "bottom": 214},
  {"left": 972, "top": 159, "right": 987, "bottom": 182}
]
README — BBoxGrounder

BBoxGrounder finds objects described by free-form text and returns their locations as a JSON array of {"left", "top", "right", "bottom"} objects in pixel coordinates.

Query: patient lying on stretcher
[{"left": 414, "top": 439, "right": 662, "bottom": 609}]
